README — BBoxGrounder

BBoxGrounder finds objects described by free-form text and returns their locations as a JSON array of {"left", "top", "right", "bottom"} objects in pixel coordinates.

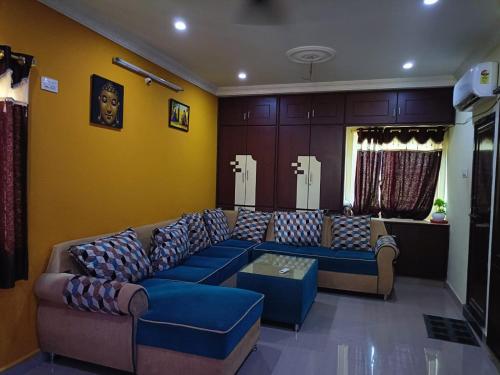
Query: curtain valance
[
  {"left": 0, "top": 45, "right": 34, "bottom": 87},
  {"left": 357, "top": 126, "right": 447, "bottom": 145}
]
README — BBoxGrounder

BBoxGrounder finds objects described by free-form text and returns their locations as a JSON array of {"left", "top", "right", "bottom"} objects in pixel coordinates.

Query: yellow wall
[{"left": 0, "top": 0, "right": 218, "bottom": 369}]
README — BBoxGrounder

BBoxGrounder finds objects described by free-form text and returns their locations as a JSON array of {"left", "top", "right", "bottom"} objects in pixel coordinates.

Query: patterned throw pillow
[
  {"left": 69, "top": 228, "right": 152, "bottom": 283},
  {"left": 203, "top": 208, "right": 231, "bottom": 244},
  {"left": 274, "top": 210, "right": 324, "bottom": 246},
  {"left": 63, "top": 275, "right": 124, "bottom": 315},
  {"left": 149, "top": 219, "right": 189, "bottom": 272},
  {"left": 232, "top": 209, "right": 273, "bottom": 243},
  {"left": 182, "top": 212, "right": 211, "bottom": 254},
  {"left": 331, "top": 215, "right": 371, "bottom": 251}
]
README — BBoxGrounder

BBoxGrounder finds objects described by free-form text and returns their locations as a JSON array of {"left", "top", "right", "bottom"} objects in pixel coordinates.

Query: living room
[{"left": 1, "top": 0, "right": 500, "bottom": 374}]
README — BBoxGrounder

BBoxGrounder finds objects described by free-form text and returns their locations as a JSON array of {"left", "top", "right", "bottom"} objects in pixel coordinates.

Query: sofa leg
[
  {"left": 252, "top": 345, "right": 258, "bottom": 352},
  {"left": 49, "top": 352, "right": 55, "bottom": 364},
  {"left": 384, "top": 294, "right": 390, "bottom": 301}
]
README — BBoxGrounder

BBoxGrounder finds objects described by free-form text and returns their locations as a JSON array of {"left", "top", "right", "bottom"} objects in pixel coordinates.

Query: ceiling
[{"left": 41, "top": 0, "right": 500, "bottom": 93}]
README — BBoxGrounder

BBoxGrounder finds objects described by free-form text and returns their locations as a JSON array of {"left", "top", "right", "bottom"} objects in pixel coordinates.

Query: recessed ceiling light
[
  {"left": 238, "top": 72, "right": 247, "bottom": 80},
  {"left": 174, "top": 20, "right": 187, "bottom": 31},
  {"left": 403, "top": 62, "right": 414, "bottom": 70},
  {"left": 423, "top": 0, "right": 439, "bottom": 5}
]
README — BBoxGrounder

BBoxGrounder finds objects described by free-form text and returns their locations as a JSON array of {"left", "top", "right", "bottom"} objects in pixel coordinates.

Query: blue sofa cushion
[
  {"left": 198, "top": 245, "right": 248, "bottom": 259},
  {"left": 68, "top": 228, "right": 152, "bottom": 283},
  {"left": 274, "top": 210, "right": 323, "bottom": 246},
  {"left": 203, "top": 208, "right": 231, "bottom": 244},
  {"left": 153, "top": 265, "right": 219, "bottom": 284},
  {"left": 214, "top": 239, "right": 257, "bottom": 250},
  {"left": 137, "top": 282, "right": 264, "bottom": 359},
  {"left": 253, "top": 242, "right": 378, "bottom": 276},
  {"left": 331, "top": 215, "right": 371, "bottom": 251},
  {"left": 232, "top": 208, "right": 272, "bottom": 243},
  {"left": 149, "top": 219, "right": 189, "bottom": 272},
  {"left": 182, "top": 212, "right": 211, "bottom": 254}
]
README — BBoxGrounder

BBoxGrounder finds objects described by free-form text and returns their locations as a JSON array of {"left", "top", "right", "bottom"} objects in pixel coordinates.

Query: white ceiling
[{"left": 40, "top": 0, "right": 500, "bottom": 93}]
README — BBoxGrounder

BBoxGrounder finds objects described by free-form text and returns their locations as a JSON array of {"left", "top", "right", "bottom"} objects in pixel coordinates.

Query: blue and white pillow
[
  {"left": 274, "top": 210, "right": 324, "bottom": 246},
  {"left": 331, "top": 215, "right": 371, "bottom": 251},
  {"left": 182, "top": 212, "right": 211, "bottom": 254},
  {"left": 203, "top": 208, "right": 231, "bottom": 244},
  {"left": 69, "top": 228, "right": 152, "bottom": 283},
  {"left": 149, "top": 219, "right": 189, "bottom": 272},
  {"left": 232, "top": 209, "right": 272, "bottom": 243}
]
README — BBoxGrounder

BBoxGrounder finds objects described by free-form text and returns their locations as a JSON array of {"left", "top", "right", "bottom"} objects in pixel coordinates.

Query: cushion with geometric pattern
[
  {"left": 63, "top": 275, "right": 124, "bottom": 315},
  {"left": 274, "top": 210, "right": 324, "bottom": 246},
  {"left": 149, "top": 219, "right": 189, "bottom": 272},
  {"left": 232, "top": 208, "right": 272, "bottom": 243},
  {"left": 68, "top": 228, "right": 152, "bottom": 283},
  {"left": 203, "top": 208, "right": 231, "bottom": 244},
  {"left": 331, "top": 215, "right": 371, "bottom": 251},
  {"left": 181, "top": 212, "right": 211, "bottom": 254}
]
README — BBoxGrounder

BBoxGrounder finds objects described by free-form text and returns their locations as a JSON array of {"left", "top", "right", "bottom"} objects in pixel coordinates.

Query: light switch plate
[{"left": 41, "top": 76, "right": 58, "bottom": 93}]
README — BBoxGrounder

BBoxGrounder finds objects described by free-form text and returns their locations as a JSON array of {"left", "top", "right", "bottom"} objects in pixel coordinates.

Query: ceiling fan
[{"left": 236, "top": 0, "right": 289, "bottom": 25}]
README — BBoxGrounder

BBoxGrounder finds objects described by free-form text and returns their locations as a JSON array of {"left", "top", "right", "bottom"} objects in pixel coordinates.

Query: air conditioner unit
[{"left": 453, "top": 62, "right": 499, "bottom": 111}]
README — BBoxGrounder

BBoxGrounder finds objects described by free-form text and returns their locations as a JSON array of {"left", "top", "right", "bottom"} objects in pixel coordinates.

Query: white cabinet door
[
  {"left": 307, "top": 156, "right": 322, "bottom": 210},
  {"left": 292, "top": 155, "right": 322, "bottom": 210}
]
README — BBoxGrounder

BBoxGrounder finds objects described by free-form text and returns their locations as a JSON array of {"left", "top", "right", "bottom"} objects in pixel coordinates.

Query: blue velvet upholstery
[
  {"left": 214, "top": 239, "right": 257, "bottom": 249},
  {"left": 252, "top": 242, "right": 378, "bottom": 276},
  {"left": 137, "top": 282, "right": 264, "bottom": 359},
  {"left": 237, "top": 259, "right": 318, "bottom": 327},
  {"left": 153, "top": 265, "right": 219, "bottom": 284}
]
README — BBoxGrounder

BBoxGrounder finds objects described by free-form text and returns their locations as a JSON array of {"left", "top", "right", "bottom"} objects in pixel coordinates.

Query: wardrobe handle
[
  {"left": 309, "top": 172, "right": 313, "bottom": 185},
  {"left": 305, "top": 173, "right": 309, "bottom": 185},
  {"left": 243, "top": 112, "right": 246, "bottom": 121},
  {"left": 247, "top": 111, "right": 251, "bottom": 119},
  {"left": 307, "top": 111, "right": 310, "bottom": 119},
  {"left": 246, "top": 170, "right": 249, "bottom": 181},
  {"left": 398, "top": 107, "right": 401, "bottom": 115},
  {"left": 312, "top": 109, "right": 315, "bottom": 118},
  {"left": 392, "top": 108, "right": 396, "bottom": 117},
  {"left": 242, "top": 171, "right": 245, "bottom": 183}
]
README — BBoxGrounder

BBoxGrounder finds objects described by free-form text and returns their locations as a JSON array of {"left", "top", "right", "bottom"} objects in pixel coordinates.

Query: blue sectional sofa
[{"left": 34, "top": 210, "right": 398, "bottom": 375}]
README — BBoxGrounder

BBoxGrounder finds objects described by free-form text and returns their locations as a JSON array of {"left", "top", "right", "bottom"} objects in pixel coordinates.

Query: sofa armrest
[
  {"left": 375, "top": 238, "right": 399, "bottom": 299},
  {"left": 35, "top": 273, "right": 149, "bottom": 317}
]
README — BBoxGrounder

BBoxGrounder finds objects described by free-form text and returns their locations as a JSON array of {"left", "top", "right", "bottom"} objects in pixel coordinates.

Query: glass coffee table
[{"left": 236, "top": 253, "right": 318, "bottom": 331}]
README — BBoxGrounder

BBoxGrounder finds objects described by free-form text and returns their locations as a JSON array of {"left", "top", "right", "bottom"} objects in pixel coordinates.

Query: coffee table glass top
[{"left": 239, "top": 253, "right": 316, "bottom": 280}]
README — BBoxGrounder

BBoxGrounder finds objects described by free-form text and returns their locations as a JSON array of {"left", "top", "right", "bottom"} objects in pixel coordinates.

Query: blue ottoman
[{"left": 237, "top": 253, "right": 317, "bottom": 331}]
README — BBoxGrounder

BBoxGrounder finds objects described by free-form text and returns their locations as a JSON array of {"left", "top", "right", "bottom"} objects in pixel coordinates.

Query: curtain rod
[
  {"left": 112, "top": 57, "right": 183, "bottom": 92},
  {"left": 0, "top": 50, "right": 36, "bottom": 67}
]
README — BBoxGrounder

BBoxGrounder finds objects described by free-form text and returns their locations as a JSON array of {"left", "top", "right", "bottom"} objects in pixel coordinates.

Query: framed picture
[
  {"left": 90, "top": 74, "right": 124, "bottom": 129},
  {"left": 169, "top": 99, "right": 190, "bottom": 132}
]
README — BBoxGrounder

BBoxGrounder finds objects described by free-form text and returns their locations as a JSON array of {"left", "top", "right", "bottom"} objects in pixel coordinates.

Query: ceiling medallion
[{"left": 286, "top": 46, "right": 336, "bottom": 64}]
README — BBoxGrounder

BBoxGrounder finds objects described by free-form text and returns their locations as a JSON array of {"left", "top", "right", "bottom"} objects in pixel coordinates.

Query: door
[
  {"left": 279, "top": 95, "right": 311, "bottom": 125},
  {"left": 310, "top": 126, "right": 344, "bottom": 211},
  {"left": 466, "top": 116, "right": 495, "bottom": 329},
  {"left": 247, "top": 126, "right": 276, "bottom": 208},
  {"left": 345, "top": 91, "right": 397, "bottom": 124},
  {"left": 276, "top": 126, "right": 311, "bottom": 209},
  {"left": 311, "top": 94, "right": 345, "bottom": 125},
  {"left": 247, "top": 96, "right": 277, "bottom": 126},
  {"left": 397, "top": 88, "right": 454, "bottom": 124},
  {"left": 219, "top": 97, "right": 247, "bottom": 126},
  {"left": 217, "top": 126, "right": 247, "bottom": 206}
]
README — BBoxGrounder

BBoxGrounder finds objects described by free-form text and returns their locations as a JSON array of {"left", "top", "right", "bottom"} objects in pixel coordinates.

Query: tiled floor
[{"left": 16, "top": 278, "right": 500, "bottom": 375}]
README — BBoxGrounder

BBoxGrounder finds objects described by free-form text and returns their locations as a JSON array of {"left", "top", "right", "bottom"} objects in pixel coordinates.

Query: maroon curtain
[
  {"left": 380, "top": 151, "right": 442, "bottom": 220},
  {"left": 353, "top": 151, "right": 382, "bottom": 215},
  {"left": 0, "top": 101, "right": 28, "bottom": 288}
]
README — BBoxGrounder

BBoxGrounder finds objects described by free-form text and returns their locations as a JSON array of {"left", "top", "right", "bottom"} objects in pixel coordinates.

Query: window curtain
[
  {"left": 380, "top": 151, "right": 442, "bottom": 220},
  {"left": 0, "top": 45, "right": 33, "bottom": 288},
  {"left": 353, "top": 150, "right": 382, "bottom": 215}
]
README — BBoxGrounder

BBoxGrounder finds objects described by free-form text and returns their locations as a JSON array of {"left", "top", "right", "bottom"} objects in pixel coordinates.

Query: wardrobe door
[
  {"left": 276, "top": 126, "right": 311, "bottom": 209},
  {"left": 397, "top": 88, "right": 454, "bottom": 124},
  {"left": 219, "top": 97, "right": 247, "bottom": 126},
  {"left": 246, "top": 126, "right": 276, "bottom": 208},
  {"left": 311, "top": 94, "right": 345, "bottom": 125},
  {"left": 345, "top": 91, "right": 397, "bottom": 124},
  {"left": 279, "top": 95, "right": 312, "bottom": 125},
  {"left": 310, "top": 126, "right": 344, "bottom": 212},
  {"left": 217, "top": 126, "right": 247, "bottom": 207},
  {"left": 247, "top": 96, "right": 277, "bottom": 126}
]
